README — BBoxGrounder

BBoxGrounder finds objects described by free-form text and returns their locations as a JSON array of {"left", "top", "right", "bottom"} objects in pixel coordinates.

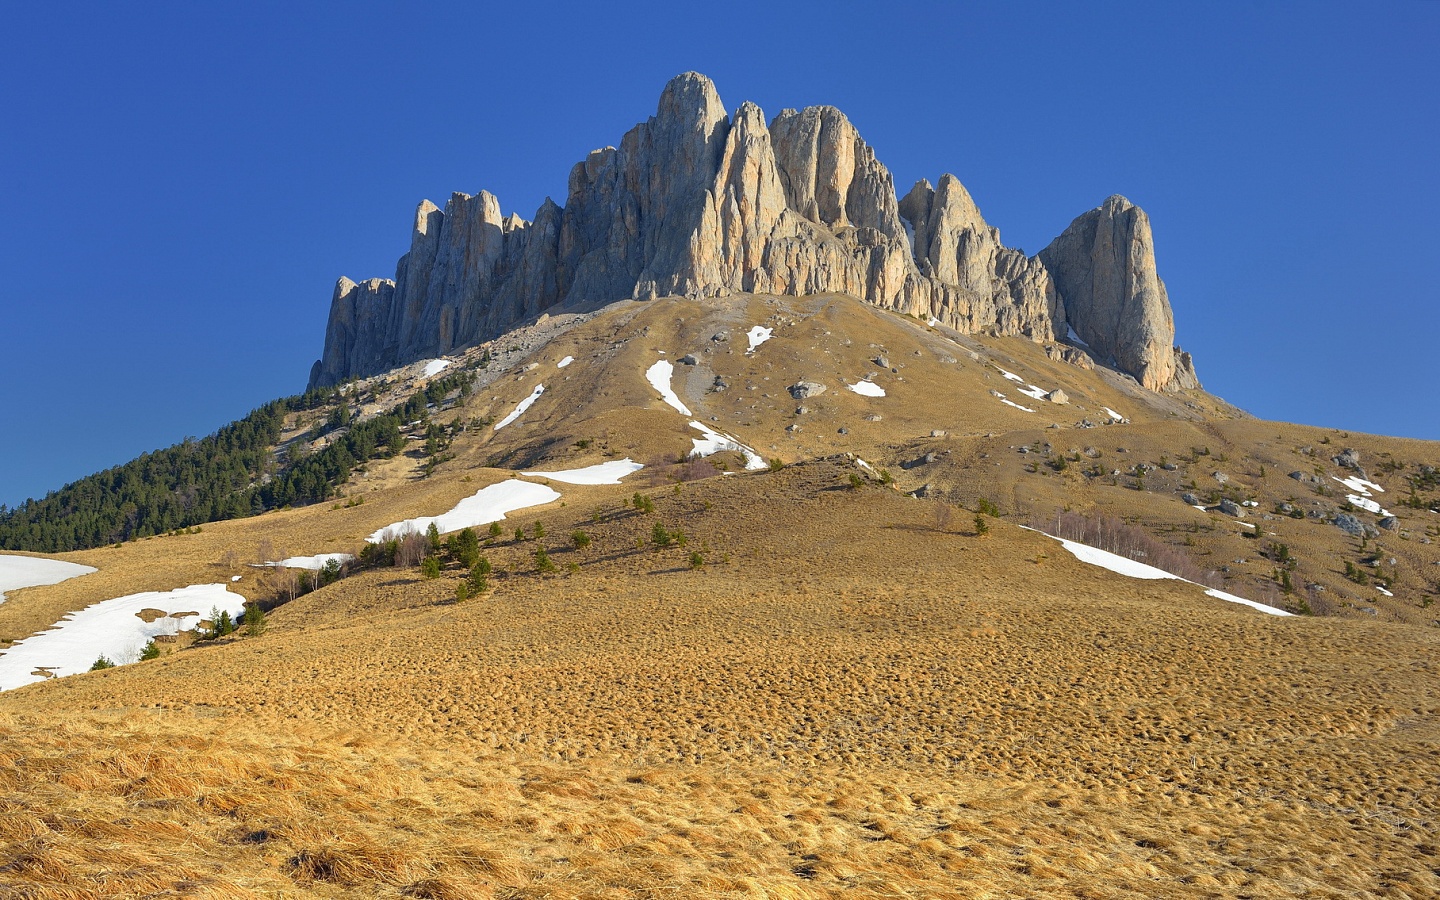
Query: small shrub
[
  {"left": 848, "top": 473, "right": 864, "bottom": 490},
  {"left": 768, "top": 458, "right": 784, "bottom": 472},
  {"left": 534, "top": 546, "right": 557, "bottom": 574},
  {"left": 651, "top": 522, "right": 674, "bottom": 548},
  {"left": 974, "top": 515, "right": 989, "bottom": 537},
  {"left": 420, "top": 556, "right": 442, "bottom": 579},
  {"left": 455, "top": 582, "right": 471, "bottom": 602},
  {"left": 243, "top": 603, "right": 266, "bottom": 637},
  {"left": 689, "top": 551, "right": 704, "bottom": 569},
  {"left": 571, "top": 530, "right": 592, "bottom": 550},
  {"left": 89, "top": 655, "right": 116, "bottom": 671},
  {"left": 532, "top": 521, "right": 546, "bottom": 539},
  {"left": 426, "top": 522, "right": 442, "bottom": 553},
  {"left": 139, "top": 641, "right": 161, "bottom": 660},
  {"left": 514, "top": 526, "right": 526, "bottom": 543},
  {"left": 488, "top": 521, "right": 503, "bottom": 539}
]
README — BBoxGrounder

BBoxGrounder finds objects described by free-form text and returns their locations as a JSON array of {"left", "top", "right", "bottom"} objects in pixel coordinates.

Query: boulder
[
  {"left": 1378, "top": 516, "right": 1399, "bottom": 531},
  {"left": 1045, "top": 389, "right": 1070, "bottom": 404},
  {"left": 1333, "top": 513, "right": 1365, "bottom": 536},
  {"left": 788, "top": 381, "right": 826, "bottom": 400},
  {"left": 1219, "top": 499, "right": 1245, "bottom": 518}
]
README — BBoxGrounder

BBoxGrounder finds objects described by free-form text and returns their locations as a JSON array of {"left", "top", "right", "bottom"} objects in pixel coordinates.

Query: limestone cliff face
[
  {"left": 309, "top": 73, "right": 1192, "bottom": 391},
  {"left": 1039, "top": 196, "right": 1199, "bottom": 392}
]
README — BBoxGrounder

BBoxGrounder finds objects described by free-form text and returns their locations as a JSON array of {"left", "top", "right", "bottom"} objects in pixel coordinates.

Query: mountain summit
[{"left": 309, "top": 72, "right": 1198, "bottom": 393}]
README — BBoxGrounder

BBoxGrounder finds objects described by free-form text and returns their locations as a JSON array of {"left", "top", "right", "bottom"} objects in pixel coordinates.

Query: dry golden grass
[{"left": 2, "top": 293, "right": 1438, "bottom": 897}]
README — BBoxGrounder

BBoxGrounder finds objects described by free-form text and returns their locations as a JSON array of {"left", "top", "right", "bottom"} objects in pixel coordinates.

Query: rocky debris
[
  {"left": 1333, "top": 448, "right": 1362, "bottom": 470},
  {"left": 1379, "top": 516, "right": 1399, "bottom": 531},
  {"left": 873, "top": 354, "right": 890, "bottom": 368},
  {"left": 1182, "top": 493, "right": 1200, "bottom": 506},
  {"left": 678, "top": 354, "right": 698, "bottom": 365},
  {"left": 1045, "top": 343, "right": 1094, "bottom": 369},
  {"left": 311, "top": 73, "right": 1194, "bottom": 391},
  {"left": 863, "top": 414, "right": 882, "bottom": 422},
  {"left": 837, "top": 427, "right": 848, "bottom": 435},
  {"left": 930, "top": 430, "right": 947, "bottom": 438},
  {"left": 785, "top": 424, "right": 801, "bottom": 433},
  {"left": 788, "top": 381, "right": 826, "bottom": 400},
  {"left": 1045, "top": 389, "right": 1069, "bottom": 404},
  {"left": 1213, "top": 472, "right": 1229, "bottom": 484},
  {"left": 1219, "top": 499, "right": 1245, "bottom": 517},
  {"left": 710, "top": 376, "right": 728, "bottom": 392},
  {"left": 1333, "top": 513, "right": 1365, "bottom": 536},
  {"left": 1039, "top": 195, "right": 1198, "bottom": 392},
  {"left": 1161, "top": 462, "right": 1178, "bottom": 471},
  {"left": 903, "top": 453, "right": 938, "bottom": 470},
  {"left": 1288, "top": 470, "right": 1320, "bottom": 484},
  {"left": 909, "top": 483, "right": 932, "bottom": 498},
  {"left": 711, "top": 331, "right": 729, "bottom": 342}
]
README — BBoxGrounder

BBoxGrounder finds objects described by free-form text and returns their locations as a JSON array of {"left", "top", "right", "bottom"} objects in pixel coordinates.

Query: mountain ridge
[{"left": 310, "top": 73, "right": 1197, "bottom": 393}]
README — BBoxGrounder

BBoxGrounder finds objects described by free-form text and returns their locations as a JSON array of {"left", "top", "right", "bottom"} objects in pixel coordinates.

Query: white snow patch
[
  {"left": 1066, "top": 325, "right": 1089, "bottom": 348},
  {"left": 421, "top": 359, "right": 452, "bottom": 378},
  {"left": 1346, "top": 494, "right": 1392, "bottom": 517},
  {"left": 1102, "top": 407, "right": 1124, "bottom": 421},
  {"left": 646, "top": 360, "right": 692, "bottom": 415},
  {"left": 999, "top": 368, "right": 1025, "bottom": 383},
  {"left": 856, "top": 458, "right": 875, "bottom": 472},
  {"left": 266, "top": 553, "right": 355, "bottom": 571},
  {"left": 494, "top": 384, "right": 545, "bottom": 430},
  {"left": 557, "top": 356, "right": 574, "bottom": 369},
  {"left": 1016, "top": 384, "right": 1049, "bottom": 401},
  {"left": 368, "top": 480, "right": 561, "bottom": 543},
  {"left": 1335, "top": 476, "right": 1383, "bottom": 496},
  {"left": 0, "top": 584, "right": 247, "bottom": 691},
  {"left": 0, "top": 555, "right": 95, "bottom": 604},
  {"left": 1376, "top": 585, "right": 1394, "bottom": 597},
  {"left": 847, "top": 381, "right": 886, "bottom": 397},
  {"left": 689, "top": 422, "right": 766, "bottom": 470},
  {"left": 1024, "top": 527, "right": 1292, "bottom": 617},
  {"left": 231, "top": 575, "right": 242, "bottom": 582},
  {"left": 1191, "top": 505, "right": 1209, "bottom": 512},
  {"left": 522, "top": 459, "right": 644, "bottom": 485},
  {"left": 997, "top": 396, "right": 1035, "bottom": 413},
  {"left": 927, "top": 316, "right": 940, "bottom": 327},
  {"left": 746, "top": 325, "right": 774, "bottom": 353}
]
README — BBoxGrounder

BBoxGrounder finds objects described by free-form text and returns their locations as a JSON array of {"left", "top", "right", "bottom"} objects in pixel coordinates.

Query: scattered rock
[
  {"left": 930, "top": 430, "right": 947, "bottom": 438},
  {"left": 795, "top": 406, "right": 809, "bottom": 415},
  {"left": 1045, "top": 389, "right": 1070, "bottom": 404},
  {"left": 1213, "top": 471, "right": 1229, "bottom": 484},
  {"left": 837, "top": 427, "right": 849, "bottom": 435},
  {"left": 1333, "top": 448, "right": 1361, "bottom": 470},
  {"left": 1219, "top": 499, "right": 1245, "bottom": 518},
  {"left": 1161, "top": 462, "right": 1178, "bottom": 471},
  {"left": 711, "top": 331, "right": 730, "bottom": 342},
  {"left": 1044, "top": 344, "right": 1094, "bottom": 369},
  {"left": 1182, "top": 493, "right": 1200, "bottom": 506},
  {"left": 864, "top": 414, "right": 882, "bottom": 422},
  {"left": 1378, "top": 516, "right": 1399, "bottom": 531},
  {"left": 788, "top": 381, "right": 827, "bottom": 400},
  {"left": 785, "top": 424, "right": 802, "bottom": 433},
  {"left": 873, "top": 355, "right": 890, "bottom": 368},
  {"left": 678, "top": 354, "right": 698, "bottom": 365},
  {"left": 909, "top": 484, "right": 932, "bottom": 498},
  {"left": 1333, "top": 513, "right": 1365, "bottom": 536}
]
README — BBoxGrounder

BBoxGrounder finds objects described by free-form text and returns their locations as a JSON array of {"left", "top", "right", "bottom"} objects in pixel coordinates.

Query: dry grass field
[{"left": 2, "top": 294, "right": 1438, "bottom": 898}]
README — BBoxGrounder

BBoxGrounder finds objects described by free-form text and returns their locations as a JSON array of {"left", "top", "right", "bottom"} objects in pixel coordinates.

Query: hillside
[{"left": 2, "top": 293, "right": 1439, "bottom": 897}]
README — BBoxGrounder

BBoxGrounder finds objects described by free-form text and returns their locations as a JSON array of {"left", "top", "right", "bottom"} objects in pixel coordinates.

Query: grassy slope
[{"left": 2, "top": 293, "right": 1439, "bottom": 898}]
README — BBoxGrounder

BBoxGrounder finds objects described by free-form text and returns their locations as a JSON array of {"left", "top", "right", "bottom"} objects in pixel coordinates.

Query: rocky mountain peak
[{"left": 309, "top": 74, "right": 1197, "bottom": 394}]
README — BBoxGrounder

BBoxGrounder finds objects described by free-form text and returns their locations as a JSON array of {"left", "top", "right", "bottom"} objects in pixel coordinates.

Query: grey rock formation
[
  {"left": 1039, "top": 196, "right": 1197, "bottom": 392},
  {"left": 1219, "top": 498, "right": 1245, "bottom": 518},
  {"left": 788, "top": 381, "right": 826, "bottom": 400},
  {"left": 310, "top": 73, "right": 1196, "bottom": 391},
  {"left": 1044, "top": 389, "right": 1070, "bottom": 404}
]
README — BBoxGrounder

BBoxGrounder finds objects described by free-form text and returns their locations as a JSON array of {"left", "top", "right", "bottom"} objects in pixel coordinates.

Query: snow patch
[
  {"left": 494, "top": 384, "right": 545, "bottom": 430},
  {"left": 266, "top": 553, "right": 355, "bottom": 571},
  {"left": 746, "top": 325, "right": 773, "bottom": 353},
  {"left": 646, "top": 360, "right": 692, "bottom": 415},
  {"left": 0, "top": 555, "right": 95, "bottom": 604},
  {"left": 1102, "top": 407, "right": 1124, "bottom": 421},
  {"left": 1346, "top": 494, "right": 1392, "bottom": 517},
  {"left": 689, "top": 422, "right": 766, "bottom": 470},
  {"left": 999, "top": 368, "right": 1024, "bottom": 383},
  {"left": 368, "top": 480, "right": 561, "bottom": 543},
  {"left": 847, "top": 381, "right": 886, "bottom": 398},
  {"left": 1066, "top": 325, "right": 1089, "bottom": 348},
  {"left": 0, "top": 584, "right": 247, "bottom": 691},
  {"left": 1335, "top": 476, "right": 1383, "bottom": 496},
  {"left": 421, "top": 359, "right": 452, "bottom": 378},
  {"left": 557, "top": 356, "right": 574, "bottom": 369},
  {"left": 522, "top": 459, "right": 645, "bottom": 485},
  {"left": 996, "top": 395, "right": 1034, "bottom": 413},
  {"left": 927, "top": 316, "right": 940, "bottom": 327},
  {"left": 1025, "top": 528, "right": 1292, "bottom": 617},
  {"left": 1376, "top": 585, "right": 1394, "bottom": 597}
]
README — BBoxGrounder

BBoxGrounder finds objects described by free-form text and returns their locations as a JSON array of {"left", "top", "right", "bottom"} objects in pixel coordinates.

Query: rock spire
[{"left": 309, "top": 72, "right": 1196, "bottom": 393}]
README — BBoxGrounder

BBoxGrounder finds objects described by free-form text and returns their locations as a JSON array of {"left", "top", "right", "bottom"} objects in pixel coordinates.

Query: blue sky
[{"left": 2, "top": 1, "right": 1437, "bottom": 507}]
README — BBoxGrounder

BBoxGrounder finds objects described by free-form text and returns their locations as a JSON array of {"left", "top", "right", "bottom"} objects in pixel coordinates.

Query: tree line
[{"left": 0, "top": 372, "right": 473, "bottom": 553}]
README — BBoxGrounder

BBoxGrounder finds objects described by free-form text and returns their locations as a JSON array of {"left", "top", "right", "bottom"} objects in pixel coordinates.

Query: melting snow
[
  {"left": 421, "top": 359, "right": 452, "bottom": 377},
  {"left": 1102, "top": 407, "right": 1124, "bottom": 421},
  {"left": 0, "top": 584, "right": 247, "bottom": 691},
  {"left": 646, "top": 360, "right": 692, "bottom": 415},
  {"left": 494, "top": 384, "right": 545, "bottom": 430},
  {"left": 1335, "top": 476, "right": 1383, "bottom": 496},
  {"left": 847, "top": 381, "right": 886, "bottom": 397},
  {"left": 0, "top": 555, "right": 95, "bottom": 604},
  {"left": 746, "top": 326, "right": 773, "bottom": 353},
  {"left": 927, "top": 316, "right": 940, "bottom": 327},
  {"left": 368, "top": 480, "right": 561, "bottom": 542},
  {"left": 689, "top": 422, "right": 766, "bottom": 470},
  {"left": 999, "top": 368, "right": 1024, "bottom": 383},
  {"left": 1025, "top": 528, "right": 1292, "bottom": 617},
  {"left": 522, "top": 459, "right": 645, "bottom": 485},
  {"left": 997, "top": 395, "right": 1034, "bottom": 412},
  {"left": 1347, "top": 494, "right": 1392, "bottom": 517},
  {"left": 997, "top": 368, "right": 1048, "bottom": 400},
  {"left": 1066, "top": 325, "right": 1089, "bottom": 348},
  {"left": 1376, "top": 586, "right": 1394, "bottom": 597},
  {"left": 266, "top": 553, "right": 355, "bottom": 571},
  {"left": 557, "top": 356, "right": 574, "bottom": 368}
]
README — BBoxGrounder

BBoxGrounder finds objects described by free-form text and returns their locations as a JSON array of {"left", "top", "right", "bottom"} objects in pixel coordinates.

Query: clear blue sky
[{"left": 3, "top": 1, "right": 1437, "bottom": 507}]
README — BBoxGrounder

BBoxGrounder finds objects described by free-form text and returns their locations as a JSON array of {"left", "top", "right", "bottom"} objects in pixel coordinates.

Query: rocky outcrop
[
  {"left": 310, "top": 73, "right": 1195, "bottom": 391},
  {"left": 1038, "top": 196, "right": 1198, "bottom": 392}
]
